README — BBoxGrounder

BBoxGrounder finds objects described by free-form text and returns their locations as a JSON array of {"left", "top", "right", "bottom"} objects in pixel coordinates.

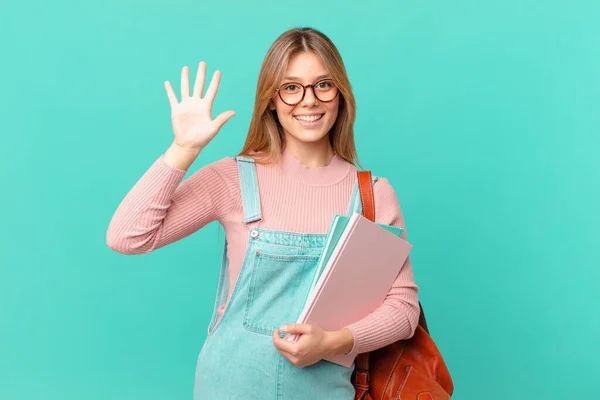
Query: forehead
[{"left": 283, "top": 51, "right": 330, "bottom": 82}]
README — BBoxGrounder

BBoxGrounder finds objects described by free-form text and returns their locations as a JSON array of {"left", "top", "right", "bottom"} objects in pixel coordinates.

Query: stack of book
[{"left": 288, "top": 212, "right": 413, "bottom": 367}]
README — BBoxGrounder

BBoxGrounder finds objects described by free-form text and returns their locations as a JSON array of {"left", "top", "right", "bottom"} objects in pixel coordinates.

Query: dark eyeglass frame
[{"left": 275, "top": 78, "right": 339, "bottom": 106}]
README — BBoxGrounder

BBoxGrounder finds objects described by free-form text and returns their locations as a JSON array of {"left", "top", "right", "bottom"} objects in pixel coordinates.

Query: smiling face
[{"left": 270, "top": 51, "right": 340, "bottom": 151}]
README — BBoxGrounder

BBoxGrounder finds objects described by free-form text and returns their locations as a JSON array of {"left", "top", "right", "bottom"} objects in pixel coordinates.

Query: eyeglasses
[{"left": 275, "top": 79, "right": 339, "bottom": 106}]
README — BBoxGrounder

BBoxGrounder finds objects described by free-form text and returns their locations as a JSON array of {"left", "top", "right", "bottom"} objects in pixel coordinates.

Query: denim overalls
[{"left": 193, "top": 156, "right": 376, "bottom": 400}]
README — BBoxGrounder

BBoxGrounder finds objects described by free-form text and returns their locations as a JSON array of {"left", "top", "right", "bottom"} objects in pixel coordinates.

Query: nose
[{"left": 300, "top": 85, "right": 319, "bottom": 107}]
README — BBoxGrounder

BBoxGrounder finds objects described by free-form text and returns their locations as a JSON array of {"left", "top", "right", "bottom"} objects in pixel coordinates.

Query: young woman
[{"left": 107, "top": 27, "right": 420, "bottom": 399}]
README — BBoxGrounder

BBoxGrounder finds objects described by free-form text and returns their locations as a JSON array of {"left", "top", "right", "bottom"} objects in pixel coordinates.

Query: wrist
[
  {"left": 325, "top": 328, "right": 355, "bottom": 356},
  {"left": 163, "top": 142, "right": 202, "bottom": 171}
]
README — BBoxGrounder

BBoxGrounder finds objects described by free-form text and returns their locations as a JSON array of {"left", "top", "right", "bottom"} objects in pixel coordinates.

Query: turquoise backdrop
[{"left": 1, "top": 1, "right": 599, "bottom": 399}]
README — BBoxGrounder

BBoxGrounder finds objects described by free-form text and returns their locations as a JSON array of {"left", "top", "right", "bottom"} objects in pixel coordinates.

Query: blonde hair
[{"left": 238, "top": 27, "right": 360, "bottom": 166}]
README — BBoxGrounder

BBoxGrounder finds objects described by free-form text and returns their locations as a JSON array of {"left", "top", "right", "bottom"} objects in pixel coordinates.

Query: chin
[{"left": 287, "top": 129, "right": 330, "bottom": 145}]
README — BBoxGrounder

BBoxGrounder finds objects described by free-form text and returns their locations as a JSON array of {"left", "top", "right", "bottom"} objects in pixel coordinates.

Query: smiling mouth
[{"left": 294, "top": 114, "right": 324, "bottom": 122}]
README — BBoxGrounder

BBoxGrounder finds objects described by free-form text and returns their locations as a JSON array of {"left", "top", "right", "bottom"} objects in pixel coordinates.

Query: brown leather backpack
[{"left": 351, "top": 170, "right": 454, "bottom": 400}]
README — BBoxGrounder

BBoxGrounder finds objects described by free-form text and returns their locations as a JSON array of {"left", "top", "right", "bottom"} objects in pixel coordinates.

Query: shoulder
[
  {"left": 372, "top": 176, "right": 408, "bottom": 231},
  {"left": 373, "top": 176, "right": 399, "bottom": 204},
  {"left": 201, "top": 151, "right": 271, "bottom": 182},
  {"left": 205, "top": 156, "right": 239, "bottom": 179}
]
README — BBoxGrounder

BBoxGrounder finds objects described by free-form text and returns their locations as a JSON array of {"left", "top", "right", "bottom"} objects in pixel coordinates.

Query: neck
[
  {"left": 283, "top": 137, "right": 335, "bottom": 168},
  {"left": 278, "top": 140, "right": 351, "bottom": 187}
]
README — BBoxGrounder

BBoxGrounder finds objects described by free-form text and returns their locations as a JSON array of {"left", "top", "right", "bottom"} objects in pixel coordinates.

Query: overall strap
[
  {"left": 346, "top": 171, "right": 378, "bottom": 217},
  {"left": 234, "top": 156, "right": 262, "bottom": 224}
]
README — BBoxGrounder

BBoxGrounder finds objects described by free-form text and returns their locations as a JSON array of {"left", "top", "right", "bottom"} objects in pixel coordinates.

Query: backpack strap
[
  {"left": 357, "top": 171, "right": 375, "bottom": 221},
  {"left": 355, "top": 171, "right": 375, "bottom": 376},
  {"left": 347, "top": 172, "right": 378, "bottom": 217}
]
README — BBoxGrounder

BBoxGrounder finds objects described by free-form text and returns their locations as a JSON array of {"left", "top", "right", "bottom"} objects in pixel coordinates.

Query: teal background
[{"left": 1, "top": 0, "right": 599, "bottom": 399}]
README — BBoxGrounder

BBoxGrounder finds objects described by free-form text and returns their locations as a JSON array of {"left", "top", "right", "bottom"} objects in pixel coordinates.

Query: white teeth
[{"left": 295, "top": 114, "right": 323, "bottom": 122}]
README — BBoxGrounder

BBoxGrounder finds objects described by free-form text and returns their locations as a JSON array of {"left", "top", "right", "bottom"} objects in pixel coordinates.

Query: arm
[
  {"left": 106, "top": 144, "right": 235, "bottom": 254},
  {"left": 341, "top": 178, "right": 420, "bottom": 355},
  {"left": 107, "top": 61, "right": 237, "bottom": 254}
]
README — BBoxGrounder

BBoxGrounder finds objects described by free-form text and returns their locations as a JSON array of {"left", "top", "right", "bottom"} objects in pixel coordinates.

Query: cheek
[
  {"left": 326, "top": 101, "right": 340, "bottom": 120},
  {"left": 274, "top": 101, "right": 295, "bottom": 118}
]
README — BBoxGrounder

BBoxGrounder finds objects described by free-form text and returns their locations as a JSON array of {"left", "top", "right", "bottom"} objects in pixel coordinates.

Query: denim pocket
[{"left": 243, "top": 250, "right": 319, "bottom": 335}]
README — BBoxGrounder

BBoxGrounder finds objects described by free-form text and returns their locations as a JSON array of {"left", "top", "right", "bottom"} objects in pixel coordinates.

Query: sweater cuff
[
  {"left": 344, "top": 326, "right": 360, "bottom": 357},
  {"left": 157, "top": 154, "right": 190, "bottom": 175}
]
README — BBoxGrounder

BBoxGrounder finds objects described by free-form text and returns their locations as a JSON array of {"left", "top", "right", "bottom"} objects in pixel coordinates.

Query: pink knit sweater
[{"left": 106, "top": 146, "right": 420, "bottom": 355}]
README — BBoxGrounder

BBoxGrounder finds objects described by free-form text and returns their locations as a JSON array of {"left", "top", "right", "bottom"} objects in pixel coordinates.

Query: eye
[
  {"left": 317, "top": 80, "right": 332, "bottom": 89},
  {"left": 282, "top": 83, "right": 300, "bottom": 92}
]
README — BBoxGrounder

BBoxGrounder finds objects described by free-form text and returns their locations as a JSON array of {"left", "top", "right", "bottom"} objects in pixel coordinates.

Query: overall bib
[{"left": 193, "top": 156, "right": 376, "bottom": 400}]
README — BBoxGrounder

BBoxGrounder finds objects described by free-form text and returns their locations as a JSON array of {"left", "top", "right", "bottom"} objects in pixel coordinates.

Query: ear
[{"left": 269, "top": 100, "right": 276, "bottom": 111}]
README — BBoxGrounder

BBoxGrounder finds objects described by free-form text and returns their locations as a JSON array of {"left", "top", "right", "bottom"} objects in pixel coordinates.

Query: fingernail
[{"left": 280, "top": 325, "right": 288, "bottom": 331}]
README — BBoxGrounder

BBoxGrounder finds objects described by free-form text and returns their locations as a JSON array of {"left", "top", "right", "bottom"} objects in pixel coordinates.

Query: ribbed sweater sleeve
[{"left": 106, "top": 155, "right": 235, "bottom": 254}]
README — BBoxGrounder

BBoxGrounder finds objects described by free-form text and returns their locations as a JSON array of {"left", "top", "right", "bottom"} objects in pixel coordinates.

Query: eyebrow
[{"left": 283, "top": 74, "right": 331, "bottom": 82}]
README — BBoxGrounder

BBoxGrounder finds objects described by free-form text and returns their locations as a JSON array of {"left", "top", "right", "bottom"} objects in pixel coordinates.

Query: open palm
[{"left": 164, "top": 61, "right": 235, "bottom": 150}]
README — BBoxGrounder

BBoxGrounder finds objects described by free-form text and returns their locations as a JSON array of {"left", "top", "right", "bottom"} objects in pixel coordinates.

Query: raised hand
[{"left": 164, "top": 61, "right": 236, "bottom": 151}]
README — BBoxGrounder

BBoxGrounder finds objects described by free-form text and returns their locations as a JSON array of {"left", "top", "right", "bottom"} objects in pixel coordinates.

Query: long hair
[{"left": 238, "top": 27, "right": 359, "bottom": 166}]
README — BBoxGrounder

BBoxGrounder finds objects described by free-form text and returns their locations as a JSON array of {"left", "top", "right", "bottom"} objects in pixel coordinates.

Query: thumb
[{"left": 214, "top": 110, "right": 236, "bottom": 130}]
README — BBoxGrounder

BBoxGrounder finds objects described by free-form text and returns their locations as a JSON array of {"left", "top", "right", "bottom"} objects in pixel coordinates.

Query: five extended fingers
[{"left": 164, "top": 61, "right": 221, "bottom": 105}]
